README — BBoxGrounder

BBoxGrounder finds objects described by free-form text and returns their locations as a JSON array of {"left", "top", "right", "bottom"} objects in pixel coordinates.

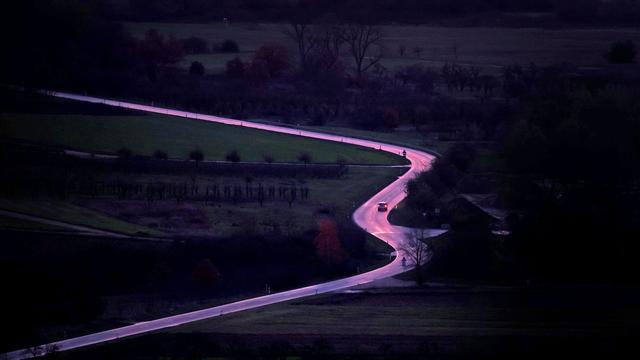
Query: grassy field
[
  {"left": 64, "top": 285, "right": 639, "bottom": 358},
  {"left": 74, "top": 166, "right": 406, "bottom": 238},
  {"left": 2, "top": 164, "right": 404, "bottom": 238},
  {"left": 0, "top": 112, "right": 404, "bottom": 164},
  {"left": 0, "top": 199, "right": 164, "bottom": 236},
  {"left": 0, "top": 214, "right": 65, "bottom": 232},
  {"left": 173, "top": 286, "right": 640, "bottom": 342},
  {"left": 126, "top": 22, "right": 640, "bottom": 74},
  {"left": 250, "top": 118, "right": 447, "bottom": 155}
]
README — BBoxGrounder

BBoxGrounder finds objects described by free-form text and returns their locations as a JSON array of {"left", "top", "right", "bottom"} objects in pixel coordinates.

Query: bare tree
[
  {"left": 400, "top": 228, "right": 432, "bottom": 284},
  {"left": 413, "top": 46, "right": 424, "bottom": 59},
  {"left": 342, "top": 23, "right": 383, "bottom": 79},
  {"left": 283, "top": 0, "right": 319, "bottom": 71},
  {"left": 313, "top": 22, "right": 345, "bottom": 71},
  {"left": 284, "top": 22, "right": 315, "bottom": 68}
]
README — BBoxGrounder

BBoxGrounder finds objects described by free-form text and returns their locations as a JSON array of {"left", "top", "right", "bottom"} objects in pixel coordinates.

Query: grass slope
[
  {"left": 0, "top": 112, "right": 404, "bottom": 164},
  {"left": 0, "top": 214, "right": 65, "bottom": 232},
  {"left": 0, "top": 199, "right": 164, "bottom": 236},
  {"left": 167, "top": 286, "right": 639, "bottom": 348}
]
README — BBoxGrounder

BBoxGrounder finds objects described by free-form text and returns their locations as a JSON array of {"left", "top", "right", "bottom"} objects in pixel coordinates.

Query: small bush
[
  {"left": 180, "top": 36, "right": 208, "bottom": 54},
  {"left": 153, "top": 150, "right": 168, "bottom": 160},
  {"left": 226, "top": 57, "right": 245, "bottom": 78},
  {"left": 606, "top": 40, "right": 637, "bottom": 64},
  {"left": 189, "top": 149, "right": 204, "bottom": 162},
  {"left": 116, "top": 147, "right": 132, "bottom": 159},
  {"left": 263, "top": 154, "right": 275, "bottom": 163},
  {"left": 218, "top": 39, "right": 239, "bottom": 52},
  {"left": 189, "top": 61, "right": 205, "bottom": 76},
  {"left": 226, "top": 149, "right": 241, "bottom": 162},
  {"left": 298, "top": 152, "right": 312, "bottom": 164},
  {"left": 252, "top": 44, "right": 289, "bottom": 78}
]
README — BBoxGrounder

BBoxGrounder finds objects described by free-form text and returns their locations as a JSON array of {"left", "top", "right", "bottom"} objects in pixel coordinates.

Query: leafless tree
[
  {"left": 413, "top": 46, "right": 424, "bottom": 59},
  {"left": 284, "top": 13, "right": 318, "bottom": 69},
  {"left": 313, "top": 22, "right": 345, "bottom": 71},
  {"left": 398, "top": 44, "right": 406, "bottom": 57},
  {"left": 400, "top": 228, "right": 432, "bottom": 284},
  {"left": 342, "top": 23, "right": 383, "bottom": 79}
]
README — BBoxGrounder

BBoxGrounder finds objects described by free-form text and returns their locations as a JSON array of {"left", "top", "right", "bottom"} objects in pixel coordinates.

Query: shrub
[
  {"left": 153, "top": 150, "right": 168, "bottom": 160},
  {"left": 189, "top": 61, "right": 204, "bottom": 76},
  {"left": 180, "top": 36, "right": 208, "bottom": 54},
  {"left": 606, "top": 40, "right": 637, "bottom": 64},
  {"left": 252, "top": 44, "right": 290, "bottom": 78},
  {"left": 189, "top": 61, "right": 205, "bottom": 76},
  {"left": 226, "top": 149, "right": 241, "bottom": 162},
  {"left": 116, "top": 147, "right": 132, "bottom": 159},
  {"left": 226, "top": 57, "right": 245, "bottom": 78},
  {"left": 140, "top": 29, "right": 184, "bottom": 65},
  {"left": 263, "top": 154, "right": 275, "bottom": 163},
  {"left": 192, "top": 259, "right": 221, "bottom": 288},
  {"left": 383, "top": 108, "right": 400, "bottom": 130},
  {"left": 219, "top": 39, "right": 239, "bottom": 52},
  {"left": 298, "top": 152, "right": 312, "bottom": 164},
  {"left": 189, "top": 149, "right": 204, "bottom": 162}
]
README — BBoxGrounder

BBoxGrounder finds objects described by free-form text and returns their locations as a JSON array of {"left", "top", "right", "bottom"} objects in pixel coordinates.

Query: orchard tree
[
  {"left": 189, "top": 148, "right": 204, "bottom": 166},
  {"left": 298, "top": 152, "right": 312, "bottom": 165},
  {"left": 226, "top": 149, "right": 241, "bottom": 162}
]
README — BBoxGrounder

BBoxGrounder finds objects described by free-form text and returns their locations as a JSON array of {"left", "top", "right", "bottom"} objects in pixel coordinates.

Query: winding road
[{"left": 3, "top": 90, "right": 437, "bottom": 359}]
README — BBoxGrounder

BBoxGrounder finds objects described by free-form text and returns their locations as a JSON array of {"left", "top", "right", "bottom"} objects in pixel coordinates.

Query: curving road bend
[{"left": 3, "top": 90, "right": 437, "bottom": 359}]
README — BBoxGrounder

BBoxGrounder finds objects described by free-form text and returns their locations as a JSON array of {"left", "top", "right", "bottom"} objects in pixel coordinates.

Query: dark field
[
  {"left": 127, "top": 22, "right": 640, "bottom": 74},
  {"left": 63, "top": 285, "right": 640, "bottom": 359}
]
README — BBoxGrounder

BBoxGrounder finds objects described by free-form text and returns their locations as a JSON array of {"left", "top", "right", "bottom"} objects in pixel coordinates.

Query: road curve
[{"left": 3, "top": 90, "right": 437, "bottom": 359}]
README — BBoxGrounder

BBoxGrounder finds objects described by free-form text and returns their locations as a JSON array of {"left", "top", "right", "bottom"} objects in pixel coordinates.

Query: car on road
[{"left": 377, "top": 202, "right": 388, "bottom": 212}]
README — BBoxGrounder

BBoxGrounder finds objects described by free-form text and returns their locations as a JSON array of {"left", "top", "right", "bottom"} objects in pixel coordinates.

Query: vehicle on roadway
[{"left": 377, "top": 201, "right": 389, "bottom": 212}]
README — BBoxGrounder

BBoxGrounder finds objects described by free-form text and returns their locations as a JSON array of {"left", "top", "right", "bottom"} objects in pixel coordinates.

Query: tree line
[
  {"left": 65, "top": 179, "right": 311, "bottom": 207},
  {"left": 403, "top": 65, "right": 640, "bottom": 284}
]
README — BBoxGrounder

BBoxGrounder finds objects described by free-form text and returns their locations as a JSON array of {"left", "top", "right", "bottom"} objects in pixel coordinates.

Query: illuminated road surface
[{"left": 3, "top": 90, "right": 437, "bottom": 359}]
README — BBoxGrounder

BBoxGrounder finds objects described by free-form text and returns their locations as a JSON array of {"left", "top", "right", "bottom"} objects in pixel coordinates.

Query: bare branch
[
  {"left": 341, "top": 23, "right": 383, "bottom": 79},
  {"left": 399, "top": 228, "right": 433, "bottom": 285},
  {"left": 283, "top": 22, "right": 317, "bottom": 68}
]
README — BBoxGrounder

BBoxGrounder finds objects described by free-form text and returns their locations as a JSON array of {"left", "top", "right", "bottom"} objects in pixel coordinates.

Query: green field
[
  {"left": 250, "top": 118, "right": 447, "bottom": 155},
  {"left": 0, "top": 199, "right": 164, "bottom": 236},
  {"left": 0, "top": 112, "right": 404, "bottom": 164},
  {"left": 126, "top": 22, "right": 640, "bottom": 74},
  {"left": 0, "top": 214, "right": 65, "bottom": 232},
  {"left": 122, "top": 285, "right": 636, "bottom": 355}
]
